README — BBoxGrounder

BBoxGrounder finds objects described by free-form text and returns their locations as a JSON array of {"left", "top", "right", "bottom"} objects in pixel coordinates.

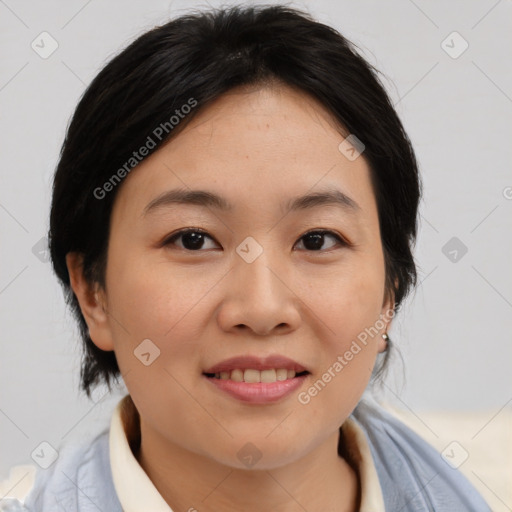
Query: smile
[
  {"left": 203, "top": 371, "right": 310, "bottom": 404},
  {"left": 204, "top": 368, "right": 309, "bottom": 383}
]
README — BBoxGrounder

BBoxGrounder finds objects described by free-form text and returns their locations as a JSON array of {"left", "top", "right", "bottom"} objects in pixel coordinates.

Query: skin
[{"left": 67, "top": 82, "right": 393, "bottom": 512}]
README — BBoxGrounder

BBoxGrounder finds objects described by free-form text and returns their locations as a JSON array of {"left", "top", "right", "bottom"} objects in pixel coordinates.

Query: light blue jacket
[{"left": 7, "top": 399, "right": 492, "bottom": 511}]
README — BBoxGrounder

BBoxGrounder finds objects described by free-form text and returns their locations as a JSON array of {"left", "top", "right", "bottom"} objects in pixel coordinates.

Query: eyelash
[{"left": 162, "top": 228, "right": 350, "bottom": 252}]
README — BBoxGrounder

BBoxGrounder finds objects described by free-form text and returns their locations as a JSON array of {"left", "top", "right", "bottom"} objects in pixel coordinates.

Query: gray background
[{"left": 1, "top": 0, "right": 511, "bottom": 490}]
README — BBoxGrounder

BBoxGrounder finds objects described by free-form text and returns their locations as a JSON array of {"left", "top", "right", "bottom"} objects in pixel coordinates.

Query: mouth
[
  {"left": 202, "top": 368, "right": 311, "bottom": 404},
  {"left": 203, "top": 354, "right": 310, "bottom": 377},
  {"left": 202, "top": 354, "right": 311, "bottom": 403},
  {"left": 203, "top": 369, "right": 310, "bottom": 383}
]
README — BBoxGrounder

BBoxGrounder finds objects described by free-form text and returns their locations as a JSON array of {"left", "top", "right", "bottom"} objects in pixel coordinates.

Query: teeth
[
  {"left": 261, "top": 369, "right": 276, "bottom": 383},
  {"left": 245, "top": 369, "right": 261, "bottom": 383},
  {"left": 231, "top": 369, "right": 244, "bottom": 382},
  {"left": 276, "top": 369, "right": 288, "bottom": 381},
  {"left": 212, "top": 368, "right": 301, "bottom": 383}
]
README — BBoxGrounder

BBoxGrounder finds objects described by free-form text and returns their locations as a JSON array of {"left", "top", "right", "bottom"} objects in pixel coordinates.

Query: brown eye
[
  {"left": 163, "top": 228, "right": 347, "bottom": 252},
  {"left": 163, "top": 229, "right": 219, "bottom": 251},
  {"left": 295, "top": 230, "right": 347, "bottom": 251}
]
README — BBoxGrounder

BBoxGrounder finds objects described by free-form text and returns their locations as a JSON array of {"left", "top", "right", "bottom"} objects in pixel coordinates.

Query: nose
[{"left": 216, "top": 246, "right": 302, "bottom": 337}]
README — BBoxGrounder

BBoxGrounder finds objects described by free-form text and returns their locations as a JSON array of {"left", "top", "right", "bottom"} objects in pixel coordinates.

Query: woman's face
[{"left": 73, "top": 83, "right": 392, "bottom": 469}]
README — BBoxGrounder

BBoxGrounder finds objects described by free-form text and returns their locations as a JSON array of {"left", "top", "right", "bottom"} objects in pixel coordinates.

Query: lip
[
  {"left": 204, "top": 373, "right": 309, "bottom": 404},
  {"left": 203, "top": 354, "right": 309, "bottom": 374}
]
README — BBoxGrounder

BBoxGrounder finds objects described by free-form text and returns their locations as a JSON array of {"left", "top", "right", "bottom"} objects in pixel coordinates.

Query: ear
[
  {"left": 377, "top": 289, "right": 396, "bottom": 354},
  {"left": 66, "top": 252, "right": 114, "bottom": 351}
]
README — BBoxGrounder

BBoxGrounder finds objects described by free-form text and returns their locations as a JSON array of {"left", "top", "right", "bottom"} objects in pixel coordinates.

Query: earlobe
[
  {"left": 65, "top": 252, "right": 115, "bottom": 351},
  {"left": 378, "top": 295, "right": 395, "bottom": 353},
  {"left": 377, "top": 333, "right": 388, "bottom": 354},
  {"left": 378, "top": 332, "right": 390, "bottom": 354}
]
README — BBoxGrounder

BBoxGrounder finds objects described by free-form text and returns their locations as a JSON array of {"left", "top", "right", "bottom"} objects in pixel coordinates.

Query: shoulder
[
  {"left": 0, "top": 465, "right": 37, "bottom": 511},
  {"left": 350, "top": 398, "right": 492, "bottom": 512},
  {"left": 19, "top": 427, "right": 122, "bottom": 512}
]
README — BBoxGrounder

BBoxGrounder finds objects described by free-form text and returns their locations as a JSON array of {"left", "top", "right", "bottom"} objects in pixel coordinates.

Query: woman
[{"left": 8, "top": 4, "right": 491, "bottom": 511}]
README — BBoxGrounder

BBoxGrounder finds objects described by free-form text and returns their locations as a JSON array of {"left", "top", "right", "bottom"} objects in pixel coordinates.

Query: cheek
[
  {"left": 106, "top": 250, "right": 214, "bottom": 337},
  {"left": 302, "top": 251, "right": 385, "bottom": 329},
  {"left": 303, "top": 252, "right": 385, "bottom": 383},
  {"left": 104, "top": 255, "right": 212, "bottom": 413},
  {"left": 299, "top": 277, "right": 383, "bottom": 425},
  {"left": 103, "top": 252, "right": 229, "bottom": 394}
]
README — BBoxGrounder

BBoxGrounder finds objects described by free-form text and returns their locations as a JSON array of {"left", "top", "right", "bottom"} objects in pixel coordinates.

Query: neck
[{"left": 136, "top": 421, "right": 360, "bottom": 512}]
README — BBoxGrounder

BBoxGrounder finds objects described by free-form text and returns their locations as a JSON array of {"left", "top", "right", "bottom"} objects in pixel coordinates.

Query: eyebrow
[{"left": 142, "top": 187, "right": 360, "bottom": 217}]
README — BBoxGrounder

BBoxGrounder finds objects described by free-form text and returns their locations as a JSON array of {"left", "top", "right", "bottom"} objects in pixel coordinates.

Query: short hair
[{"left": 48, "top": 4, "right": 421, "bottom": 397}]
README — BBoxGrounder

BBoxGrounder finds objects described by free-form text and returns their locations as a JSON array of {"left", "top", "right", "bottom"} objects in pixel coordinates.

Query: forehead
[{"left": 112, "top": 83, "right": 377, "bottom": 223}]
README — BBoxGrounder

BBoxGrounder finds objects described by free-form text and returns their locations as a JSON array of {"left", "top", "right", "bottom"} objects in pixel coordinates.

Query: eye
[
  {"left": 294, "top": 230, "right": 347, "bottom": 252},
  {"left": 163, "top": 228, "right": 219, "bottom": 251},
  {"left": 163, "top": 228, "right": 348, "bottom": 252}
]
